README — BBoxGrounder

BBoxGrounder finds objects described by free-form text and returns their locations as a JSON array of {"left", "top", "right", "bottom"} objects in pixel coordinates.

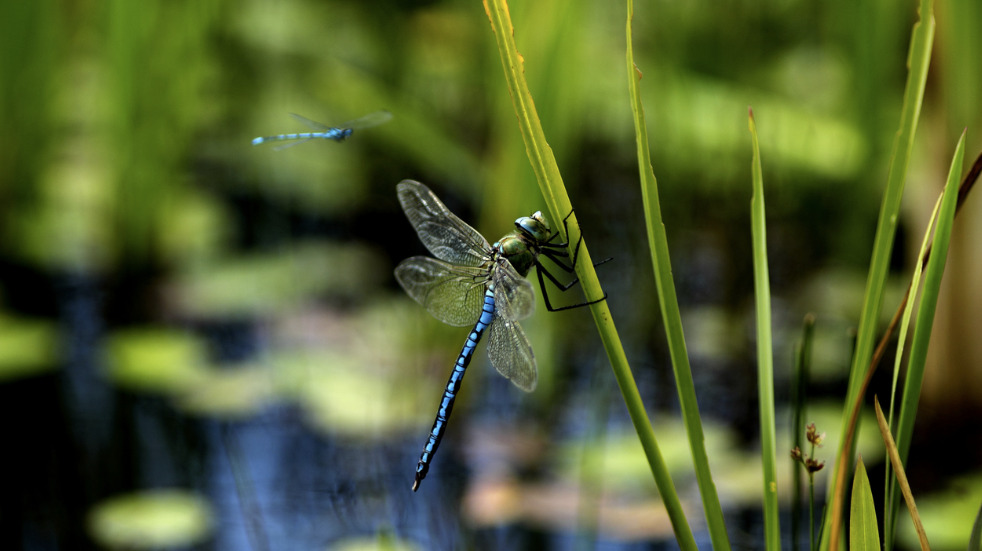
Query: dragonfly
[
  {"left": 394, "top": 180, "right": 606, "bottom": 492},
  {"left": 251, "top": 110, "right": 392, "bottom": 150}
]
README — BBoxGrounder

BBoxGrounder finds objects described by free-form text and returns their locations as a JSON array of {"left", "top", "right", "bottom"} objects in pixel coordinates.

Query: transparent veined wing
[
  {"left": 487, "top": 316, "right": 536, "bottom": 392},
  {"left": 289, "top": 110, "right": 393, "bottom": 132},
  {"left": 287, "top": 113, "right": 333, "bottom": 132},
  {"left": 338, "top": 110, "right": 392, "bottom": 130},
  {"left": 397, "top": 180, "right": 491, "bottom": 267},
  {"left": 394, "top": 256, "right": 488, "bottom": 327},
  {"left": 491, "top": 260, "right": 535, "bottom": 322}
]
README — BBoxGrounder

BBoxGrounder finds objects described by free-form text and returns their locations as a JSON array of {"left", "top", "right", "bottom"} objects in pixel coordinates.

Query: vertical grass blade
[
  {"left": 625, "top": 0, "right": 730, "bottom": 548},
  {"left": 850, "top": 458, "right": 881, "bottom": 551},
  {"left": 825, "top": 0, "right": 935, "bottom": 546},
  {"left": 884, "top": 130, "right": 965, "bottom": 549},
  {"left": 748, "top": 109, "right": 781, "bottom": 550},
  {"left": 483, "top": 1, "right": 697, "bottom": 547}
]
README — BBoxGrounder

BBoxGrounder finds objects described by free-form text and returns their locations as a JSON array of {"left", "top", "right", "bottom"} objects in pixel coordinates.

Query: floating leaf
[
  {"left": 87, "top": 489, "right": 213, "bottom": 549},
  {"left": 175, "top": 363, "right": 274, "bottom": 419},
  {"left": 0, "top": 313, "right": 58, "bottom": 382},
  {"left": 105, "top": 328, "right": 209, "bottom": 394}
]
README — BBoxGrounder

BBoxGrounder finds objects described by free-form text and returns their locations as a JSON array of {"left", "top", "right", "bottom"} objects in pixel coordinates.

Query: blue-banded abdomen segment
[
  {"left": 251, "top": 128, "right": 351, "bottom": 146},
  {"left": 412, "top": 285, "right": 496, "bottom": 492}
]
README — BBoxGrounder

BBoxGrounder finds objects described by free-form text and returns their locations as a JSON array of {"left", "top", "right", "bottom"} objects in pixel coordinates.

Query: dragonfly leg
[
  {"left": 533, "top": 209, "right": 611, "bottom": 312},
  {"left": 541, "top": 209, "right": 612, "bottom": 271},
  {"left": 534, "top": 260, "right": 607, "bottom": 312}
]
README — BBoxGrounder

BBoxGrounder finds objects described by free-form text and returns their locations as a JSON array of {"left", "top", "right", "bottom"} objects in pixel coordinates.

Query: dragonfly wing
[
  {"left": 342, "top": 110, "right": 393, "bottom": 130},
  {"left": 492, "top": 260, "right": 535, "bottom": 322},
  {"left": 394, "top": 256, "right": 488, "bottom": 327},
  {"left": 272, "top": 137, "right": 314, "bottom": 151},
  {"left": 487, "top": 315, "right": 536, "bottom": 392},
  {"left": 397, "top": 180, "right": 491, "bottom": 267},
  {"left": 288, "top": 113, "right": 332, "bottom": 131}
]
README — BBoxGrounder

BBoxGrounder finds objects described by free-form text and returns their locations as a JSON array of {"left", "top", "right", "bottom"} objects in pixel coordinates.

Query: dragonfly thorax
[
  {"left": 493, "top": 236, "right": 536, "bottom": 277},
  {"left": 493, "top": 211, "right": 551, "bottom": 277}
]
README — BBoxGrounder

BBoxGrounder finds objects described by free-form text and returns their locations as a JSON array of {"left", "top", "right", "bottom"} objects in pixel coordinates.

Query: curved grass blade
[{"left": 483, "top": 0, "right": 697, "bottom": 548}]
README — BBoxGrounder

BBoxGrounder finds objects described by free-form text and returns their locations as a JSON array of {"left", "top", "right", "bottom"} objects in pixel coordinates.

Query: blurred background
[{"left": 1, "top": 0, "right": 980, "bottom": 549}]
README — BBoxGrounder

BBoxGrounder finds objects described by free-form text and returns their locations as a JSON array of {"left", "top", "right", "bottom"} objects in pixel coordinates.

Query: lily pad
[
  {"left": 328, "top": 535, "right": 422, "bottom": 551},
  {"left": 169, "top": 241, "right": 383, "bottom": 319},
  {"left": 87, "top": 489, "right": 213, "bottom": 549},
  {"left": 105, "top": 328, "right": 209, "bottom": 394},
  {"left": 0, "top": 313, "right": 58, "bottom": 382},
  {"left": 175, "top": 363, "right": 274, "bottom": 419},
  {"left": 897, "top": 474, "right": 982, "bottom": 550}
]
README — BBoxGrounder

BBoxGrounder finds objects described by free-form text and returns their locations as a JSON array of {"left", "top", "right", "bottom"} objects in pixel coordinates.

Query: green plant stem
[
  {"left": 824, "top": 0, "right": 934, "bottom": 546},
  {"left": 625, "top": 0, "right": 730, "bottom": 548},
  {"left": 885, "top": 130, "right": 965, "bottom": 549},
  {"left": 809, "top": 472, "right": 816, "bottom": 551},
  {"left": 791, "top": 314, "right": 815, "bottom": 551},
  {"left": 483, "top": 1, "right": 697, "bottom": 548}
]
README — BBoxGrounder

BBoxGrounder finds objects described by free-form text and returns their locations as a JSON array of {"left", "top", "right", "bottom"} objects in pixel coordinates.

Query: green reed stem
[{"left": 483, "top": 0, "right": 697, "bottom": 548}]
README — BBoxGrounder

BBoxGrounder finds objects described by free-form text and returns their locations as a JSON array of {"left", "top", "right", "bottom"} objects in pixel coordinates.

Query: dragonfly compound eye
[{"left": 515, "top": 214, "right": 550, "bottom": 242}]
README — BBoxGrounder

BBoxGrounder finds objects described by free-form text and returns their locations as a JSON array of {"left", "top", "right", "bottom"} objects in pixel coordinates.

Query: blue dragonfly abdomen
[
  {"left": 250, "top": 128, "right": 351, "bottom": 146},
  {"left": 413, "top": 285, "right": 496, "bottom": 491}
]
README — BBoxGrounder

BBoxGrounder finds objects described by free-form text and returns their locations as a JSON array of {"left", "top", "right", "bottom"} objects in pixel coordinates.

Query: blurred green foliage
[{"left": 2, "top": 0, "right": 976, "bottom": 278}]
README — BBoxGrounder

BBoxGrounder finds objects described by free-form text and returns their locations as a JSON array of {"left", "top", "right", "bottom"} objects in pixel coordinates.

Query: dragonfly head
[{"left": 515, "top": 211, "right": 551, "bottom": 243}]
